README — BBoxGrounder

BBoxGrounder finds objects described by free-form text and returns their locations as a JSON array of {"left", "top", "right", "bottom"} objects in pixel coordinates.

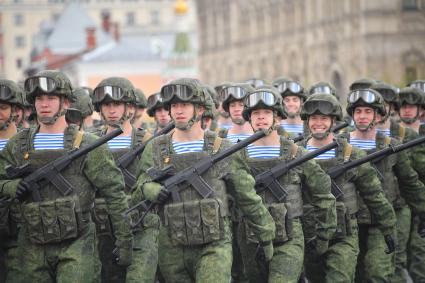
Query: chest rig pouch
[
  {"left": 0, "top": 199, "right": 19, "bottom": 238},
  {"left": 153, "top": 131, "right": 231, "bottom": 246},
  {"left": 17, "top": 126, "right": 93, "bottom": 244},
  {"left": 316, "top": 138, "right": 358, "bottom": 239},
  {"left": 243, "top": 137, "right": 303, "bottom": 244}
]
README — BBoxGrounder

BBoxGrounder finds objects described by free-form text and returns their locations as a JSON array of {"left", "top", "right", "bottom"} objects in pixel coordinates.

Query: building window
[
  {"left": 126, "top": 12, "right": 135, "bottom": 26},
  {"left": 403, "top": 0, "right": 418, "bottom": 10},
  {"left": 14, "top": 36, "right": 25, "bottom": 48},
  {"left": 151, "top": 10, "right": 159, "bottom": 25},
  {"left": 16, "top": 58, "right": 22, "bottom": 69},
  {"left": 14, "top": 13, "right": 23, "bottom": 26},
  {"left": 405, "top": 66, "right": 417, "bottom": 83}
]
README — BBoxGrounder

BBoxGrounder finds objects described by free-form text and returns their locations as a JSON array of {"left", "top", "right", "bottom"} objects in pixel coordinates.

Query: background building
[{"left": 196, "top": 0, "right": 425, "bottom": 102}]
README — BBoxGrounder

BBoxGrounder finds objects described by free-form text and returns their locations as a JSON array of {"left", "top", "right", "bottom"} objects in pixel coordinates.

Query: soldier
[
  {"left": 218, "top": 83, "right": 254, "bottom": 143},
  {"left": 344, "top": 88, "right": 425, "bottom": 283},
  {"left": 91, "top": 77, "right": 159, "bottom": 283},
  {"left": 146, "top": 92, "right": 171, "bottom": 134},
  {"left": 237, "top": 86, "right": 336, "bottom": 282},
  {"left": 396, "top": 85, "right": 425, "bottom": 283},
  {"left": 0, "top": 79, "right": 24, "bottom": 283},
  {"left": 0, "top": 70, "right": 133, "bottom": 283},
  {"left": 133, "top": 78, "right": 276, "bottom": 283},
  {"left": 300, "top": 93, "right": 396, "bottom": 283},
  {"left": 272, "top": 77, "right": 307, "bottom": 137},
  {"left": 65, "top": 87, "right": 95, "bottom": 131},
  {"left": 131, "top": 88, "right": 148, "bottom": 129}
]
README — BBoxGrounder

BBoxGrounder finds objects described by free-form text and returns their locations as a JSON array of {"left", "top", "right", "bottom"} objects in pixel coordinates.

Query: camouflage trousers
[
  {"left": 231, "top": 220, "right": 248, "bottom": 283},
  {"left": 6, "top": 223, "right": 98, "bottom": 283},
  {"left": 1, "top": 235, "right": 19, "bottom": 283},
  {"left": 237, "top": 218, "right": 304, "bottom": 283},
  {"left": 356, "top": 224, "right": 395, "bottom": 283},
  {"left": 158, "top": 218, "right": 232, "bottom": 283},
  {"left": 392, "top": 205, "right": 412, "bottom": 283},
  {"left": 407, "top": 215, "right": 425, "bottom": 283},
  {"left": 305, "top": 218, "right": 359, "bottom": 283}
]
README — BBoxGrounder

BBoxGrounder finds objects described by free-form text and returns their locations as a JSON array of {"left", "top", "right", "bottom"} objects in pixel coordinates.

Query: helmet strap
[
  {"left": 38, "top": 96, "right": 66, "bottom": 125},
  {"left": 400, "top": 105, "right": 420, "bottom": 124},
  {"left": 174, "top": 104, "right": 199, "bottom": 131},
  {"left": 354, "top": 110, "right": 377, "bottom": 132}
]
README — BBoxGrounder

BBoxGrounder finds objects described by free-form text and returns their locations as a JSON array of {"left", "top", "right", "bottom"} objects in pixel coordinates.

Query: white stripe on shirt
[
  {"left": 0, "top": 139, "right": 8, "bottom": 151},
  {"left": 107, "top": 136, "right": 132, "bottom": 149},
  {"left": 247, "top": 144, "right": 280, "bottom": 158},
  {"left": 349, "top": 138, "right": 376, "bottom": 150},
  {"left": 34, "top": 133, "right": 64, "bottom": 150},
  {"left": 172, "top": 140, "right": 204, "bottom": 154},
  {"left": 306, "top": 144, "right": 336, "bottom": 160},
  {"left": 227, "top": 133, "right": 251, "bottom": 144},
  {"left": 280, "top": 122, "right": 304, "bottom": 135},
  {"left": 377, "top": 128, "right": 391, "bottom": 137}
]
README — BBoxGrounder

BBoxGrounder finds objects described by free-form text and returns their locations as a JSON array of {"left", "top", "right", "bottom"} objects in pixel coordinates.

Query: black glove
[
  {"left": 15, "top": 180, "right": 31, "bottom": 200},
  {"left": 384, "top": 234, "right": 395, "bottom": 254},
  {"left": 418, "top": 215, "right": 425, "bottom": 238},
  {"left": 112, "top": 246, "right": 132, "bottom": 267},
  {"left": 305, "top": 236, "right": 329, "bottom": 257},
  {"left": 156, "top": 188, "right": 171, "bottom": 205},
  {"left": 255, "top": 241, "right": 273, "bottom": 263}
]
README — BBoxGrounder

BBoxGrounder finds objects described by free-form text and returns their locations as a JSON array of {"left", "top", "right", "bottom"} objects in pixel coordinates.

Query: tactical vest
[
  {"left": 152, "top": 130, "right": 231, "bottom": 246},
  {"left": 93, "top": 127, "right": 150, "bottom": 235},
  {"left": 242, "top": 137, "right": 303, "bottom": 244},
  {"left": 356, "top": 132, "right": 402, "bottom": 224},
  {"left": 16, "top": 125, "right": 94, "bottom": 244}
]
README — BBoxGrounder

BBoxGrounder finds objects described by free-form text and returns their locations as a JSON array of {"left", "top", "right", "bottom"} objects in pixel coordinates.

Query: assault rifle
[
  {"left": 254, "top": 141, "right": 339, "bottom": 201},
  {"left": 327, "top": 135, "right": 425, "bottom": 199},
  {"left": 124, "top": 130, "right": 268, "bottom": 227},
  {"left": 115, "top": 122, "right": 175, "bottom": 189},
  {"left": 6, "top": 127, "right": 123, "bottom": 202},
  {"left": 292, "top": 121, "right": 349, "bottom": 143}
]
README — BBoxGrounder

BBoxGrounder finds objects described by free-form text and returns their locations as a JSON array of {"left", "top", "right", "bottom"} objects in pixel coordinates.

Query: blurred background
[{"left": 0, "top": 0, "right": 424, "bottom": 101}]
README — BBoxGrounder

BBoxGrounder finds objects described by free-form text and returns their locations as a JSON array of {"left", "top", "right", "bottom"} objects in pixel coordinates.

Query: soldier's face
[
  {"left": 283, "top": 96, "right": 302, "bottom": 115},
  {"left": 229, "top": 100, "right": 244, "bottom": 121},
  {"left": 399, "top": 104, "right": 423, "bottom": 120},
  {"left": 308, "top": 114, "right": 332, "bottom": 136},
  {"left": 155, "top": 107, "right": 171, "bottom": 127},
  {"left": 101, "top": 101, "right": 126, "bottom": 122},
  {"left": 250, "top": 108, "right": 274, "bottom": 131},
  {"left": 135, "top": 106, "right": 145, "bottom": 119},
  {"left": 353, "top": 106, "right": 380, "bottom": 130},
  {"left": 14, "top": 107, "right": 23, "bottom": 125},
  {"left": 170, "top": 102, "right": 196, "bottom": 127},
  {"left": 0, "top": 103, "right": 12, "bottom": 126},
  {"left": 35, "top": 94, "right": 64, "bottom": 118}
]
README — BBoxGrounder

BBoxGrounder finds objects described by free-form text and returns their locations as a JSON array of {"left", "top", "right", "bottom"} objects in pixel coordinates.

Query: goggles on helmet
[
  {"left": 348, "top": 90, "right": 378, "bottom": 104},
  {"left": 409, "top": 82, "right": 425, "bottom": 92},
  {"left": 161, "top": 84, "right": 194, "bottom": 102},
  {"left": 275, "top": 81, "right": 303, "bottom": 94},
  {"left": 0, "top": 85, "right": 14, "bottom": 101},
  {"left": 220, "top": 86, "right": 247, "bottom": 101},
  {"left": 147, "top": 93, "right": 163, "bottom": 108},
  {"left": 399, "top": 92, "right": 423, "bottom": 105},
  {"left": 24, "top": 76, "right": 61, "bottom": 94},
  {"left": 93, "top": 86, "right": 125, "bottom": 102},
  {"left": 246, "top": 79, "right": 266, "bottom": 88},
  {"left": 246, "top": 91, "right": 277, "bottom": 108},
  {"left": 303, "top": 100, "right": 334, "bottom": 116},
  {"left": 310, "top": 85, "right": 333, "bottom": 96},
  {"left": 376, "top": 89, "right": 397, "bottom": 102}
]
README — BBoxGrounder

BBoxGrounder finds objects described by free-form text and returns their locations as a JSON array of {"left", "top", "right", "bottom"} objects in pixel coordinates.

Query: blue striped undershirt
[
  {"left": 172, "top": 139, "right": 204, "bottom": 154},
  {"left": 247, "top": 144, "right": 280, "bottom": 158},
  {"left": 220, "top": 124, "right": 233, "bottom": 130},
  {"left": 306, "top": 144, "right": 336, "bottom": 160},
  {"left": 376, "top": 128, "right": 391, "bottom": 137},
  {"left": 349, "top": 138, "right": 376, "bottom": 150},
  {"left": 280, "top": 122, "right": 304, "bottom": 135},
  {"left": 0, "top": 139, "right": 8, "bottom": 151},
  {"left": 227, "top": 133, "right": 251, "bottom": 144},
  {"left": 107, "top": 136, "right": 132, "bottom": 149},
  {"left": 34, "top": 133, "right": 64, "bottom": 150}
]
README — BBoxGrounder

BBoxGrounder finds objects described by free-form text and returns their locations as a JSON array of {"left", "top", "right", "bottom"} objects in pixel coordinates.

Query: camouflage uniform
[
  {"left": 0, "top": 71, "right": 132, "bottom": 283},
  {"left": 134, "top": 78, "right": 276, "bottom": 283}
]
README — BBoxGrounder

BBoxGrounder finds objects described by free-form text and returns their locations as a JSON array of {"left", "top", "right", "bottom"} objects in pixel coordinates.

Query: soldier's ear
[
  {"left": 63, "top": 98, "right": 70, "bottom": 109},
  {"left": 197, "top": 105, "right": 205, "bottom": 116}
]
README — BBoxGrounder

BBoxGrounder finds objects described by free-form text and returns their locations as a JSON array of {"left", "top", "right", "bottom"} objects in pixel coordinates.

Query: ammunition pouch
[
  {"left": 0, "top": 199, "right": 18, "bottom": 237},
  {"left": 334, "top": 202, "right": 353, "bottom": 239},
  {"left": 92, "top": 198, "right": 113, "bottom": 237},
  {"left": 164, "top": 198, "right": 225, "bottom": 246},
  {"left": 23, "top": 196, "right": 88, "bottom": 244}
]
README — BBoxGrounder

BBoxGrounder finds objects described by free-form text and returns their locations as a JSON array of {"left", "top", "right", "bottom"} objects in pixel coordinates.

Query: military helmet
[
  {"left": 0, "top": 79, "right": 23, "bottom": 105},
  {"left": 349, "top": 78, "right": 377, "bottom": 91},
  {"left": 204, "top": 85, "right": 220, "bottom": 108},
  {"left": 24, "top": 70, "right": 74, "bottom": 104},
  {"left": 245, "top": 78, "right": 267, "bottom": 88},
  {"left": 220, "top": 82, "right": 254, "bottom": 113},
  {"left": 134, "top": 88, "right": 148, "bottom": 108},
  {"left": 272, "top": 76, "right": 307, "bottom": 100},
  {"left": 408, "top": 80, "right": 425, "bottom": 93},
  {"left": 301, "top": 93, "right": 343, "bottom": 121},
  {"left": 398, "top": 87, "right": 425, "bottom": 108},
  {"left": 346, "top": 89, "right": 386, "bottom": 117},
  {"left": 308, "top": 82, "right": 337, "bottom": 97},
  {"left": 147, "top": 92, "right": 164, "bottom": 117},
  {"left": 70, "top": 88, "right": 94, "bottom": 118},
  {"left": 160, "top": 78, "right": 205, "bottom": 109},
  {"left": 202, "top": 87, "right": 217, "bottom": 119},
  {"left": 242, "top": 85, "right": 287, "bottom": 120},
  {"left": 371, "top": 82, "right": 399, "bottom": 104},
  {"left": 92, "top": 77, "right": 136, "bottom": 111}
]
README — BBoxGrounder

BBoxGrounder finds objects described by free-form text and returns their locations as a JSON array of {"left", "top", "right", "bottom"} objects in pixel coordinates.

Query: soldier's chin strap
[
  {"left": 400, "top": 105, "right": 421, "bottom": 125},
  {"left": 0, "top": 105, "right": 18, "bottom": 131},
  {"left": 174, "top": 105, "right": 201, "bottom": 131},
  {"left": 309, "top": 117, "right": 334, "bottom": 140},
  {"left": 38, "top": 96, "right": 67, "bottom": 125}
]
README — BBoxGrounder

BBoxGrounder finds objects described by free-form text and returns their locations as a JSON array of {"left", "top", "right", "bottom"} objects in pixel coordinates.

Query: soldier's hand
[
  {"left": 143, "top": 182, "right": 169, "bottom": 204},
  {"left": 384, "top": 234, "right": 395, "bottom": 254},
  {"left": 305, "top": 236, "right": 329, "bottom": 257},
  {"left": 418, "top": 215, "right": 425, "bottom": 238},
  {"left": 255, "top": 241, "right": 274, "bottom": 263},
  {"left": 15, "top": 179, "right": 31, "bottom": 200},
  {"left": 112, "top": 246, "right": 132, "bottom": 267}
]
